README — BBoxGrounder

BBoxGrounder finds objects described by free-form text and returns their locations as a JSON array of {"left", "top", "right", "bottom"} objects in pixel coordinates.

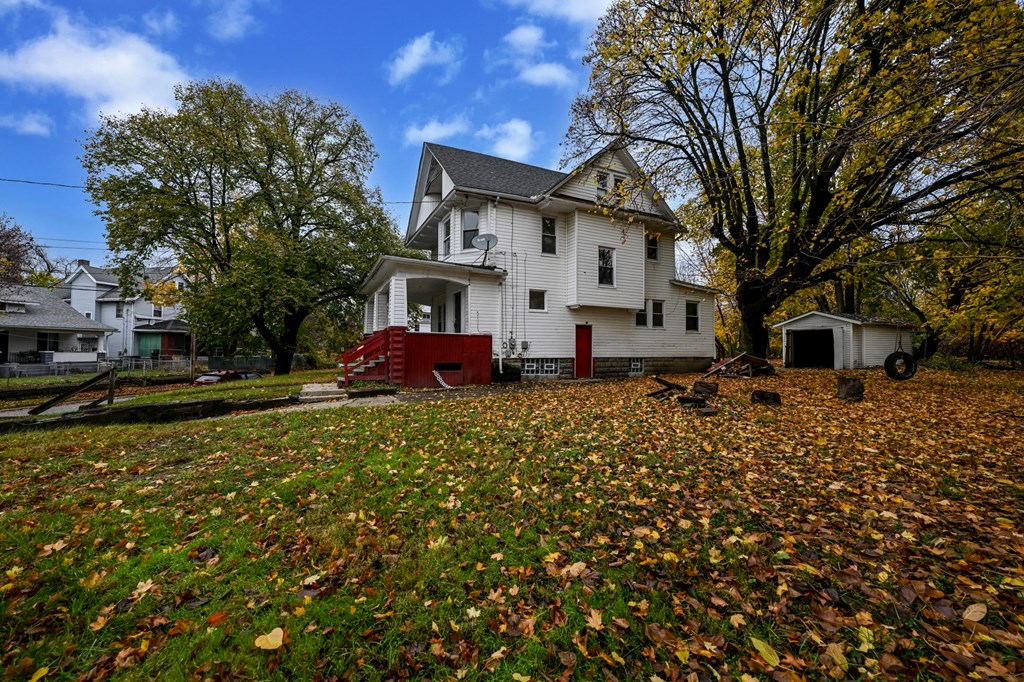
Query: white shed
[{"left": 773, "top": 311, "right": 914, "bottom": 369}]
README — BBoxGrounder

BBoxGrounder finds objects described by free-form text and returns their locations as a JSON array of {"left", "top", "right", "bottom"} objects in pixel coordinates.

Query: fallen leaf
[
  {"left": 255, "top": 627, "right": 284, "bottom": 650},
  {"left": 730, "top": 614, "right": 746, "bottom": 629},
  {"left": 750, "top": 637, "right": 780, "bottom": 667},
  {"left": 963, "top": 603, "right": 987, "bottom": 622},
  {"left": 585, "top": 608, "right": 604, "bottom": 631},
  {"left": 28, "top": 667, "right": 49, "bottom": 682}
]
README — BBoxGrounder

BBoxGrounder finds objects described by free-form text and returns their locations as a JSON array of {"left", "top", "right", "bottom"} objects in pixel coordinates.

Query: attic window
[
  {"left": 647, "top": 233, "right": 659, "bottom": 260},
  {"left": 595, "top": 172, "right": 608, "bottom": 200}
]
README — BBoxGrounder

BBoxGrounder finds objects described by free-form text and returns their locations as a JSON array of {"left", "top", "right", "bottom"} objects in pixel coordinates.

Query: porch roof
[{"left": 359, "top": 255, "right": 504, "bottom": 296}]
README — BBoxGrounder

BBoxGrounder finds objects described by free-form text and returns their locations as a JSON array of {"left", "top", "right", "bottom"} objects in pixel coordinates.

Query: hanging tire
[{"left": 884, "top": 351, "right": 917, "bottom": 380}]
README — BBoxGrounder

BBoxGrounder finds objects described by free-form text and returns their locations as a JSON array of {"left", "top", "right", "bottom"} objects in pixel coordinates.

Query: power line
[{"left": 0, "top": 175, "right": 424, "bottom": 203}]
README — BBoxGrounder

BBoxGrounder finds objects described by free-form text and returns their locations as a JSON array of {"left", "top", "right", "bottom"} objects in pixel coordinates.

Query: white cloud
[
  {"left": 404, "top": 115, "right": 470, "bottom": 146},
  {"left": 387, "top": 32, "right": 461, "bottom": 86},
  {"left": 501, "top": 0, "right": 613, "bottom": 25},
  {"left": 503, "top": 24, "right": 546, "bottom": 56},
  {"left": 0, "top": 111, "right": 52, "bottom": 135},
  {"left": 206, "top": 0, "right": 259, "bottom": 42},
  {"left": 143, "top": 9, "right": 179, "bottom": 36},
  {"left": 0, "top": 13, "right": 189, "bottom": 118},
  {"left": 518, "top": 61, "right": 574, "bottom": 88},
  {"left": 476, "top": 119, "right": 536, "bottom": 162}
]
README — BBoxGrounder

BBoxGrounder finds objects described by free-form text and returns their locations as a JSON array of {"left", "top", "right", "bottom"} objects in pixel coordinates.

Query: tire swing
[{"left": 883, "top": 323, "right": 917, "bottom": 380}]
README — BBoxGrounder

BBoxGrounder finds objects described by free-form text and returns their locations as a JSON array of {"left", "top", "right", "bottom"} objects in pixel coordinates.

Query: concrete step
[{"left": 298, "top": 383, "right": 349, "bottom": 403}]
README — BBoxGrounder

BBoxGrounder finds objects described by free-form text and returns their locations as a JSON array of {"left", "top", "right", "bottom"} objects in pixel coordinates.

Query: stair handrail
[{"left": 338, "top": 328, "right": 391, "bottom": 386}]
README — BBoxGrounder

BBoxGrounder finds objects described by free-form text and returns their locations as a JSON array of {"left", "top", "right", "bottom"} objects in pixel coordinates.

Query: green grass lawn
[
  {"left": 1, "top": 369, "right": 1022, "bottom": 680},
  {"left": 0, "top": 369, "right": 338, "bottom": 413}
]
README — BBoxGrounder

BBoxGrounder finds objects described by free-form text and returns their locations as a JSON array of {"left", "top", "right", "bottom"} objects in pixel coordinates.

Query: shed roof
[{"left": 773, "top": 310, "right": 914, "bottom": 328}]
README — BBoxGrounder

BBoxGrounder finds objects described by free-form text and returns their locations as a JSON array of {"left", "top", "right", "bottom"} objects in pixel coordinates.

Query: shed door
[
  {"left": 575, "top": 325, "right": 592, "bottom": 378},
  {"left": 832, "top": 327, "right": 845, "bottom": 369}
]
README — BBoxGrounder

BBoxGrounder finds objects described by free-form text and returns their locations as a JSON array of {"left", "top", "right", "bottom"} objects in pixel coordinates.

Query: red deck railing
[{"left": 336, "top": 326, "right": 406, "bottom": 387}]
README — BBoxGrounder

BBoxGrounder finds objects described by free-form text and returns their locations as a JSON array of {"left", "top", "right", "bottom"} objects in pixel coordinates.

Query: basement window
[{"left": 522, "top": 358, "right": 559, "bottom": 376}]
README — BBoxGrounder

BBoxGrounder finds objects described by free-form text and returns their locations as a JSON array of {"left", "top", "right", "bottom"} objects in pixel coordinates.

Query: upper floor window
[
  {"left": 462, "top": 210, "right": 479, "bottom": 250},
  {"left": 598, "top": 247, "right": 615, "bottom": 286},
  {"left": 528, "top": 289, "right": 547, "bottom": 311},
  {"left": 685, "top": 300, "right": 700, "bottom": 331},
  {"left": 635, "top": 305, "right": 647, "bottom": 327},
  {"left": 541, "top": 217, "right": 556, "bottom": 255},
  {"left": 441, "top": 219, "right": 451, "bottom": 256},
  {"left": 85, "top": 312, "right": 92, "bottom": 319},
  {"left": 153, "top": 305, "right": 163, "bottom": 318},
  {"left": 647, "top": 232, "right": 659, "bottom": 260},
  {"left": 115, "top": 301, "right": 124, "bottom": 318},
  {"left": 595, "top": 172, "right": 608, "bottom": 200}
]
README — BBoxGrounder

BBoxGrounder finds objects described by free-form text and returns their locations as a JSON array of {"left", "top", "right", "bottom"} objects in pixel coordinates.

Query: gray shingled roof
[
  {"left": 134, "top": 319, "right": 189, "bottom": 334},
  {"left": 425, "top": 143, "right": 567, "bottom": 198},
  {"left": 0, "top": 285, "right": 116, "bottom": 332},
  {"left": 824, "top": 312, "right": 914, "bottom": 327}
]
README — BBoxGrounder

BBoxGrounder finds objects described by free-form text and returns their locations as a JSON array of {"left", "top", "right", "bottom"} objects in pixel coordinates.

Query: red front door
[{"left": 575, "top": 325, "right": 592, "bottom": 378}]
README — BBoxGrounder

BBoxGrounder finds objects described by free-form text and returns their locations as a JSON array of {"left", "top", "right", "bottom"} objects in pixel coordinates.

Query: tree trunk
[
  {"left": 253, "top": 306, "right": 309, "bottom": 376},
  {"left": 736, "top": 297, "right": 771, "bottom": 358}
]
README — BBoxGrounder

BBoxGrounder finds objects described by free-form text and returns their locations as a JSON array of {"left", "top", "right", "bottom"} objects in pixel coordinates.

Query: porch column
[
  {"left": 98, "top": 333, "right": 108, "bottom": 353},
  {"left": 364, "top": 297, "right": 375, "bottom": 334},
  {"left": 375, "top": 291, "right": 389, "bottom": 330},
  {"left": 388, "top": 276, "right": 408, "bottom": 328}
]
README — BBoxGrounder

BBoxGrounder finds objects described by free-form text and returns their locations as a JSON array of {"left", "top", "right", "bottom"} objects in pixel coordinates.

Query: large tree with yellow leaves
[{"left": 567, "top": 0, "right": 1024, "bottom": 356}]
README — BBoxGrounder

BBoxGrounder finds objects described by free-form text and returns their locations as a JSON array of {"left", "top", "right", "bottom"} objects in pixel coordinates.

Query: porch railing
[{"left": 337, "top": 326, "right": 406, "bottom": 387}]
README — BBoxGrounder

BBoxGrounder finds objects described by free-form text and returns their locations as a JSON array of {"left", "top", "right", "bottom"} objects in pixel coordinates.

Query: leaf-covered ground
[{"left": 1, "top": 369, "right": 1022, "bottom": 681}]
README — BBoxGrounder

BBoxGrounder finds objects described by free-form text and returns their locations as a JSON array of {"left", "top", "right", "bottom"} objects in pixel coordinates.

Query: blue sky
[{"left": 0, "top": 0, "right": 612, "bottom": 264}]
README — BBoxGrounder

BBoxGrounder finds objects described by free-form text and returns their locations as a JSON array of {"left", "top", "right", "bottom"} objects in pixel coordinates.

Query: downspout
[{"left": 493, "top": 196, "right": 503, "bottom": 374}]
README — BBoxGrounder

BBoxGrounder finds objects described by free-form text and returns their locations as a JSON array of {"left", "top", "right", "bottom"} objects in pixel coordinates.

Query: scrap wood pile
[
  {"left": 702, "top": 353, "right": 776, "bottom": 379},
  {"left": 647, "top": 376, "right": 720, "bottom": 415}
]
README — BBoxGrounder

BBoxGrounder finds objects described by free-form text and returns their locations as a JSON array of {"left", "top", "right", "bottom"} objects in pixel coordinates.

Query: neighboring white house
[
  {"left": 62, "top": 261, "right": 189, "bottom": 359},
  {"left": 0, "top": 284, "right": 116, "bottom": 367},
  {"left": 773, "top": 311, "right": 914, "bottom": 369},
  {"left": 359, "top": 141, "right": 718, "bottom": 379}
]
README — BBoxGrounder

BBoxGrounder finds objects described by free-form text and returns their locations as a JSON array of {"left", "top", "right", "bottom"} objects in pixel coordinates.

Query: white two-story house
[
  {"left": 353, "top": 142, "right": 717, "bottom": 382},
  {"left": 62, "top": 261, "right": 189, "bottom": 359}
]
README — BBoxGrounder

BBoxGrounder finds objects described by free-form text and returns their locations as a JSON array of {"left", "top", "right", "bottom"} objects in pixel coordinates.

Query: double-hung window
[
  {"left": 541, "top": 217, "right": 556, "bottom": 255},
  {"left": 462, "top": 210, "right": 479, "bottom": 250},
  {"left": 636, "top": 300, "right": 665, "bottom": 327},
  {"left": 646, "top": 233, "right": 659, "bottom": 260},
  {"left": 153, "top": 305, "right": 163, "bottom": 318},
  {"left": 115, "top": 301, "right": 124, "bottom": 318},
  {"left": 595, "top": 172, "right": 608, "bottom": 200},
  {"left": 598, "top": 247, "right": 615, "bottom": 286},
  {"left": 685, "top": 300, "right": 700, "bottom": 331},
  {"left": 651, "top": 300, "right": 664, "bottom": 328},
  {"left": 441, "top": 219, "right": 451, "bottom": 256}
]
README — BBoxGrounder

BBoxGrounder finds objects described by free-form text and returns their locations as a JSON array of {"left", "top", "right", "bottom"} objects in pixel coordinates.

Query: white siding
[
  {"left": 573, "top": 210, "right": 644, "bottom": 310},
  {"left": 558, "top": 150, "right": 657, "bottom": 214},
  {"left": 68, "top": 272, "right": 96, "bottom": 319},
  {"left": 862, "top": 325, "right": 913, "bottom": 367}
]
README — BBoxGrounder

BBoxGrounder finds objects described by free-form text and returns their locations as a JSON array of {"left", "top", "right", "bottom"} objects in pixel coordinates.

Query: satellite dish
[{"left": 471, "top": 233, "right": 498, "bottom": 251}]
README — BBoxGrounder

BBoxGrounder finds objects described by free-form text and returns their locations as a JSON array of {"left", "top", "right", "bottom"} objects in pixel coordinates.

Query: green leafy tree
[
  {"left": 82, "top": 79, "right": 402, "bottom": 374},
  {"left": 567, "top": 0, "right": 1024, "bottom": 356}
]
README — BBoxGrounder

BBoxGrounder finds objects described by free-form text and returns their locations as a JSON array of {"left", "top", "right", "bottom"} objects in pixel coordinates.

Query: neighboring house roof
[
  {"left": 133, "top": 319, "right": 189, "bottom": 334},
  {"left": 670, "top": 280, "right": 724, "bottom": 296},
  {"left": 425, "top": 143, "right": 567, "bottom": 199},
  {"left": 65, "top": 264, "right": 179, "bottom": 301},
  {"left": 772, "top": 311, "right": 914, "bottom": 328},
  {"left": 0, "top": 285, "right": 116, "bottom": 333}
]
